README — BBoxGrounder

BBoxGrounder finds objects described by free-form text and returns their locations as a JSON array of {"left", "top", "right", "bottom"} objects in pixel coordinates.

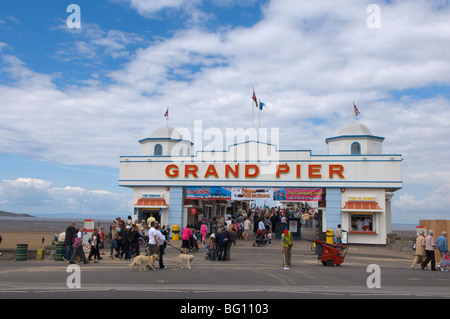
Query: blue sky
[{"left": 1, "top": 0, "right": 450, "bottom": 223}]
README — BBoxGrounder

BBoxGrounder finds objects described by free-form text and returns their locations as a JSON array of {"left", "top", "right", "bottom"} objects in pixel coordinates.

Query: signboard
[
  {"left": 231, "top": 187, "right": 273, "bottom": 200},
  {"left": 185, "top": 187, "right": 231, "bottom": 200},
  {"left": 273, "top": 188, "right": 323, "bottom": 201},
  {"left": 347, "top": 196, "right": 377, "bottom": 202},
  {"left": 288, "top": 218, "right": 301, "bottom": 239},
  {"left": 275, "top": 218, "right": 301, "bottom": 239},
  {"left": 83, "top": 219, "right": 95, "bottom": 252},
  {"left": 185, "top": 186, "right": 323, "bottom": 202}
]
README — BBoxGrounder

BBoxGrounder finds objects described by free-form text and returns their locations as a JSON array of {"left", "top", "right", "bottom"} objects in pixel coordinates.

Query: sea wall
[
  {"left": 0, "top": 245, "right": 58, "bottom": 261},
  {"left": 387, "top": 233, "right": 416, "bottom": 254}
]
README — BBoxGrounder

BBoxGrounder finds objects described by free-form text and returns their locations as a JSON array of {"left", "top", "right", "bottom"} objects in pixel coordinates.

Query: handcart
[{"left": 309, "top": 239, "right": 349, "bottom": 266}]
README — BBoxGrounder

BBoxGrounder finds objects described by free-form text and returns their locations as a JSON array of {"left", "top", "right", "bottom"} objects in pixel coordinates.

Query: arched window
[
  {"left": 351, "top": 142, "right": 361, "bottom": 154},
  {"left": 154, "top": 144, "right": 162, "bottom": 156}
]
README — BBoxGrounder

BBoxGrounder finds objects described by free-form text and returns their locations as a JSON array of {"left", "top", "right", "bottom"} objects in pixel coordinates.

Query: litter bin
[
  {"left": 37, "top": 248, "right": 43, "bottom": 260},
  {"left": 326, "top": 229, "right": 334, "bottom": 245},
  {"left": 16, "top": 244, "right": 28, "bottom": 261},
  {"left": 55, "top": 243, "right": 66, "bottom": 261},
  {"left": 172, "top": 225, "right": 180, "bottom": 241}
]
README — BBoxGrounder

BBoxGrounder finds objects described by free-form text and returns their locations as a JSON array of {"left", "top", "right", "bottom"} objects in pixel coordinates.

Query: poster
[
  {"left": 273, "top": 188, "right": 323, "bottom": 201},
  {"left": 231, "top": 187, "right": 273, "bottom": 200},
  {"left": 185, "top": 187, "right": 231, "bottom": 200}
]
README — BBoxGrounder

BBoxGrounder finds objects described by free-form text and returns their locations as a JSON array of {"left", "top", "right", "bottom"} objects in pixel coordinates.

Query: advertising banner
[
  {"left": 273, "top": 188, "right": 323, "bottom": 201},
  {"left": 231, "top": 187, "right": 273, "bottom": 200},
  {"left": 185, "top": 187, "right": 231, "bottom": 200}
]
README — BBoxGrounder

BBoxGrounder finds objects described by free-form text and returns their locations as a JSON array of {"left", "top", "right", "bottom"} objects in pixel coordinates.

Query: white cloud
[
  {"left": 0, "top": 178, "right": 131, "bottom": 217},
  {"left": 1, "top": 0, "right": 450, "bottom": 221},
  {"left": 126, "top": 0, "right": 186, "bottom": 14},
  {"left": 56, "top": 22, "right": 144, "bottom": 63}
]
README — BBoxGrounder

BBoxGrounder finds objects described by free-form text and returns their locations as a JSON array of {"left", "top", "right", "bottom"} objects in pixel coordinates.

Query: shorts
[{"left": 181, "top": 239, "right": 190, "bottom": 248}]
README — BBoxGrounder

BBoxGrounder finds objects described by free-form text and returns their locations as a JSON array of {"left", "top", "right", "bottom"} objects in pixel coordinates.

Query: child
[{"left": 267, "top": 231, "right": 272, "bottom": 245}]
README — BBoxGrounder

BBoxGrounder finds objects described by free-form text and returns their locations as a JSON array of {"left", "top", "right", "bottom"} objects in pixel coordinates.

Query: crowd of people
[
  {"left": 58, "top": 207, "right": 308, "bottom": 267},
  {"left": 58, "top": 208, "right": 449, "bottom": 273},
  {"left": 411, "top": 230, "right": 449, "bottom": 272}
]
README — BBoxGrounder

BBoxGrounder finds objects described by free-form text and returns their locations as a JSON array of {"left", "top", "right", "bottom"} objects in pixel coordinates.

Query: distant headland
[{"left": 0, "top": 210, "right": 34, "bottom": 218}]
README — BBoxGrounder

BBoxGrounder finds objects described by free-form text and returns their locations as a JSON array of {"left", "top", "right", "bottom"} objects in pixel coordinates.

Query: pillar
[
  {"left": 169, "top": 186, "right": 184, "bottom": 230},
  {"left": 325, "top": 188, "right": 341, "bottom": 231}
]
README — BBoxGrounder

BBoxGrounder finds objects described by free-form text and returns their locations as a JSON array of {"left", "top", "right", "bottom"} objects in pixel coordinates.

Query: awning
[
  {"left": 135, "top": 198, "right": 168, "bottom": 208},
  {"left": 341, "top": 201, "right": 382, "bottom": 212}
]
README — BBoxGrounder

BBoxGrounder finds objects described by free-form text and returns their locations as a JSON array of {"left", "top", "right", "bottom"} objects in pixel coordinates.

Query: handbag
[
  {"left": 73, "top": 236, "right": 81, "bottom": 248},
  {"left": 441, "top": 253, "right": 450, "bottom": 267}
]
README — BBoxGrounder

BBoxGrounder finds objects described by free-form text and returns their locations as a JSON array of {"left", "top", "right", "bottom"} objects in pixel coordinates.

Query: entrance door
[{"left": 141, "top": 210, "right": 161, "bottom": 224}]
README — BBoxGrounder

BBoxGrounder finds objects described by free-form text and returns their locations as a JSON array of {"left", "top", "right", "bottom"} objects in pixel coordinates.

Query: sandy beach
[
  {"left": 0, "top": 217, "right": 113, "bottom": 249},
  {"left": 0, "top": 231, "right": 58, "bottom": 249}
]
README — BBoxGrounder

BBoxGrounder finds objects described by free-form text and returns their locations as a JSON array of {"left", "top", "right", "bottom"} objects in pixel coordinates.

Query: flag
[
  {"left": 252, "top": 88, "right": 258, "bottom": 108},
  {"left": 164, "top": 107, "right": 169, "bottom": 118},
  {"left": 353, "top": 101, "right": 360, "bottom": 116},
  {"left": 259, "top": 100, "right": 265, "bottom": 110}
]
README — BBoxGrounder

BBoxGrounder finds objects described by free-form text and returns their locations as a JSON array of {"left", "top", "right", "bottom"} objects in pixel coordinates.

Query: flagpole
[
  {"left": 165, "top": 106, "right": 169, "bottom": 127},
  {"left": 252, "top": 87, "right": 255, "bottom": 140},
  {"left": 258, "top": 99, "right": 261, "bottom": 142}
]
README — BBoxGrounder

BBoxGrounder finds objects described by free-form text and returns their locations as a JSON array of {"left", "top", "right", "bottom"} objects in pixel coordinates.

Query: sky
[{"left": 0, "top": 0, "right": 449, "bottom": 223}]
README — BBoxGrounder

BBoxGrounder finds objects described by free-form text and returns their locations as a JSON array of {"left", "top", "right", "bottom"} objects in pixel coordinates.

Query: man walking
[
  {"left": 281, "top": 229, "right": 293, "bottom": 269},
  {"left": 216, "top": 228, "right": 229, "bottom": 261},
  {"left": 69, "top": 227, "right": 89, "bottom": 264},
  {"left": 63, "top": 221, "right": 76, "bottom": 261},
  {"left": 436, "top": 231, "right": 448, "bottom": 272}
]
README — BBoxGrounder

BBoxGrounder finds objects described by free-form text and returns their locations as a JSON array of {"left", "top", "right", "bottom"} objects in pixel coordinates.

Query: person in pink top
[
  {"left": 200, "top": 221, "right": 208, "bottom": 245},
  {"left": 181, "top": 226, "right": 192, "bottom": 254}
]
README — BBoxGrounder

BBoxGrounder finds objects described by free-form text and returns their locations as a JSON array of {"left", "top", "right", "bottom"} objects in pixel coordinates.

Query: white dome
[
  {"left": 150, "top": 126, "right": 183, "bottom": 140},
  {"left": 337, "top": 123, "right": 373, "bottom": 136}
]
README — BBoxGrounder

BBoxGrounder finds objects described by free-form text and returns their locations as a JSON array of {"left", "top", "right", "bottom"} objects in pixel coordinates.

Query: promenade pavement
[{"left": 0, "top": 227, "right": 449, "bottom": 300}]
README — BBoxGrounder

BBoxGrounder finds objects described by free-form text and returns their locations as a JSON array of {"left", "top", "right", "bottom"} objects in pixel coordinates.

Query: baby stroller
[
  {"left": 252, "top": 230, "right": 267, "bottom": 247},
  {"left": 204, "top": 245, "right": 211, "bottom": 260}
]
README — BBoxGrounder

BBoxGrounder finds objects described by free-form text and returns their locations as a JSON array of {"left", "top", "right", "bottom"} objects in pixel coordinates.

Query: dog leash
[{"left": 167, "top": 243, "right": 187, "bottom": 254}]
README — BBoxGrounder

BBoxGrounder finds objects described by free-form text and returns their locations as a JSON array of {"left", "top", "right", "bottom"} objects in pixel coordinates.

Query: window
[
  {"left": 154, "top": 144, "right": 162, "bottom": 155},
  {"left": 350, "top": 213, "right": 376, "bottom": 233},
  {"left": 351, "top": 142, "right": 361, "bottom": 154}
]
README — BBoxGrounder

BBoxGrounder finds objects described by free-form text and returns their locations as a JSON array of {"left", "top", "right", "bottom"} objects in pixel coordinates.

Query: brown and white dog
[
  {"left": 173, "top": 254, "right": 194, "bottom": 269},
  {"left": 129, "top": 254, "right": 159, "bottom": 271}
]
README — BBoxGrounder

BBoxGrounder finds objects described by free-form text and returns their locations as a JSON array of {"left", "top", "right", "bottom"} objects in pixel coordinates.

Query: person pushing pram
[{"left": 253, "top": 219, "right": 268, "bottom": 247}]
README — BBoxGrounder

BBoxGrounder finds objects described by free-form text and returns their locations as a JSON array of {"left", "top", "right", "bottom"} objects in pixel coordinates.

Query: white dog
[
  {"left": 173, "top": 254, "right": 194, "bottom": 269},
  {"left": 129, "top": 254, "right": 159, "bottom": 271}
]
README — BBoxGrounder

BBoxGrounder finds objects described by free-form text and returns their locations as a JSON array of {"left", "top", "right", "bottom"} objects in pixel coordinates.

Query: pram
[
  {"left": 252, "top": 231, "right": 267, "bottom": 247},
  {"left": 204, "top": 245, "right": 217, "bottom": 261},
  {"left": 204, "top": 245, "right": 211, "bottom": 260}
]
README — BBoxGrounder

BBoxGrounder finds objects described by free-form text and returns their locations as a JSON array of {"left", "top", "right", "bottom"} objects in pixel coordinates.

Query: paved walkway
[{"left": 1, "top": 227, "right": 449, "bottom": 299}]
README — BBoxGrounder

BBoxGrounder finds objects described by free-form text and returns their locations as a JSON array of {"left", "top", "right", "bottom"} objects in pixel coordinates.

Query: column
[
  {"left": 168, "top": 186, "right": 184, "bottom": 229},
  {"left": 325, "top": 188, "right": 341, "bottom": 231},
  {"left": 385, "top": 192, "right": 394, "bottom": 234}
]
